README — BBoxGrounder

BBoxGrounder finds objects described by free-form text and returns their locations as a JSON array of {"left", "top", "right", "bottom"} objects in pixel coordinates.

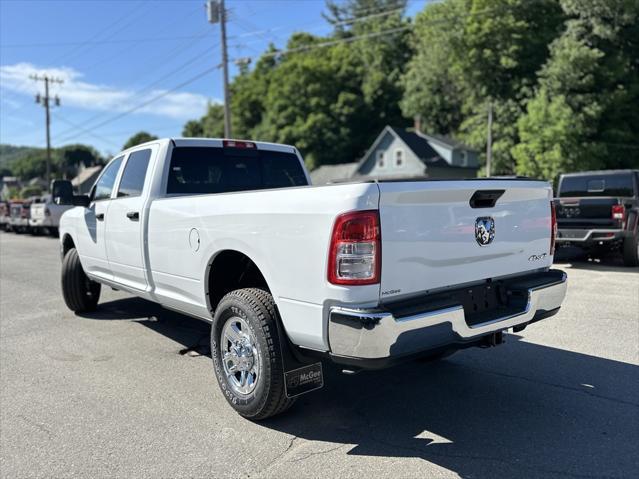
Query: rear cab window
[
  {"left": 117, "top": 149, "right": 152, "bottom": 198},
  {"left": 166, "top": 146, "right": 308, "bottom": 195},
  {"left": 559, "top": 173, "right": 637, "bottom": 198}
]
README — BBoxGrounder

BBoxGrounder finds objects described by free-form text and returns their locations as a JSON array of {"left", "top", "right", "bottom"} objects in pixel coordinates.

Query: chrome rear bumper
[{"left": 328, "top": 270, "right": 567, "bottom": 360}]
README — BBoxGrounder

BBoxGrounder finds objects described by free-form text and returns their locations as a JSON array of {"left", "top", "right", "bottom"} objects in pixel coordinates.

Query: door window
[
  {"left": 117, "top": 149, "right": 152, "bottom": 198},
  {"left": 93, "top": 156, "right": 123, "bottom": 201}
]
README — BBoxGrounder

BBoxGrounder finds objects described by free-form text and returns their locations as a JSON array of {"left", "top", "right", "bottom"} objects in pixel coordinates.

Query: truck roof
[
  {"left": 121, "top": 137, "right": 297, "bottom": 155},
  {"left": 560, "top": 169, "right": 638, "bottom": 177}
]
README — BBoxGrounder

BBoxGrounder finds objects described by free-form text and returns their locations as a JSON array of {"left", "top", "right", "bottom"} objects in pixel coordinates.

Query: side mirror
[
  {"left": 51, "top": 180, "right": 74, "bottom": 205},
  {"left": 72, "top": 195, "right": 90, "bottom": 207}
]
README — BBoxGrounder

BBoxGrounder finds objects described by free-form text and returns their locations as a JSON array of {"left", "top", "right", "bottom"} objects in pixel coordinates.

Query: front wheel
[
  {"left": 211, "top": 288, "right": 295, "bottom": 420},
  {"left": 61, "top": 248, "right": 101, "bottom": 312}
]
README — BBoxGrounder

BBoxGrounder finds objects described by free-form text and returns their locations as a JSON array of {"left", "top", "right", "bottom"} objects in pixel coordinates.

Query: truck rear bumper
[
  {"left": 29, "top": 217, "right": 53, "bottom": 228},
  {"left": 328, "top": 270, "right": 567, "bottom": 365},
  {"left": 556, "top": 228, "right": 625, "bottom": 243}
]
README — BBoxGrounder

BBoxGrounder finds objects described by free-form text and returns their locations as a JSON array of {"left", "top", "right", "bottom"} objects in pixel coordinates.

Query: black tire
[
  {"left": 211, "top": 288, "right": 295, "bottom": 420},
  {"left": 622, "top": 231, "right": 639, "bottom": 267},
  {"left": 61, "top": 248, "right": 101, "bottom": 313}
]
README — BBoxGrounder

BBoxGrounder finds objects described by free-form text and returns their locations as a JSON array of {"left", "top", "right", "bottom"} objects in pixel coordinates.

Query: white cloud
[{"left": 0, "top": 62, "right": 211, "bottom": 120}]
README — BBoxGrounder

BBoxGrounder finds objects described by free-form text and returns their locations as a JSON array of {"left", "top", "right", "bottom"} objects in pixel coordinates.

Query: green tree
[
  {"left": 181, "top": 0, "right": 413, "bottom": 169},
  {"left": 11, "top": 150, "right": 48, "bottom": 180},
  {"left": 401, "top": 0, "right": 466, "bottom": 134},
  {"left": 20, "top": 185, "right": 44, "bottom": 198},
  {"left": 402, "top": 0, "right": 563, "bottom": 175},
  {"left": 514, "top": 0, "right": 639, "bottom": 180},
  {"left": 55, "top": 144, "right": 103, "bottom": 179},
  {"left": 123, "top": 131, "right": 158, "bottom": 150},
  {"left": 258, "top": 34, "right": 371, "bottom": 169},
  {"left": 182, "top": 104, "right": 225, "bottom": 138}
]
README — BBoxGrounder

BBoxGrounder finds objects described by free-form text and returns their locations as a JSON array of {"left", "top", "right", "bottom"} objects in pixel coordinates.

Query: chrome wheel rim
[{"left": 221, "top": 316, "right": 260, "bottom": 396}]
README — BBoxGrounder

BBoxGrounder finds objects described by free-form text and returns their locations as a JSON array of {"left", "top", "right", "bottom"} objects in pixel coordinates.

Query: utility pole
[
  {"left": 207, "top": 0, "right": 231, "bottom": 138},
  {"left": 486, "top": 100, "right": 493, "bottom": 177},
  {"left": 30, "top": 74, "right": 63, "bottom": 188}
]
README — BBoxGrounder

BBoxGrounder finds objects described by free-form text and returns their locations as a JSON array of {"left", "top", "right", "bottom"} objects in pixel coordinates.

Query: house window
[
  {"left": 395, "top": 149, "right": 404, "bottom": 167},
  {"left": 460, "top": 150, "right": 468, "bottom": 166},
  {"left": 377, "top": 151, "right": 386, "bottom": 168}
]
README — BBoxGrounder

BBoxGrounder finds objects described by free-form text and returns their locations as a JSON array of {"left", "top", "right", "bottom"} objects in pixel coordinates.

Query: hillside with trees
[{"left": 0, "top": 143, "right": 104, "bottom": 181}]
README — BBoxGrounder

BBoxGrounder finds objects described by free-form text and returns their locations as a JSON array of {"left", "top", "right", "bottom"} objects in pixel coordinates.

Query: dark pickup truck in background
[{"left": 555, "top": 169, "right": 639, "bottom": 266}]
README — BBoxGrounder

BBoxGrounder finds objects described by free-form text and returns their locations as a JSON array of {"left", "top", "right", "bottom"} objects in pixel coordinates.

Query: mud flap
[
  {"left": 284, "top": 362, "right": 324, "bottom": 398},
  {"left": 274, "top": 311, "right": 324, "bottom": 398}
]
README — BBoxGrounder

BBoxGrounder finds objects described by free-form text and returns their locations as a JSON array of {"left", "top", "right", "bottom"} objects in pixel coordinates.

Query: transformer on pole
[{"left": 30, "top": 74, "right": 63, "bottom": 189}]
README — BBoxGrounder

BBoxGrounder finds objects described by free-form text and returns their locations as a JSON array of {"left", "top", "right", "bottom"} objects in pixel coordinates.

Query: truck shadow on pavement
[{"left": 81, "top": 297, "right": 639, "bottom": 479}]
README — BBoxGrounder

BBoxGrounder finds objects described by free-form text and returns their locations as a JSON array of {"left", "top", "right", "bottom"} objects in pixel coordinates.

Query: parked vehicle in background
[
  {"left": 555, "top": 170, "right": 639, "bottom": 266},
  {"left": 29, "top": 194, "right": 74, "bottom": 236},
  {"left": 56, "top": 138, "right": 567, "bottom": 420},
  {"left": 0, "top": 201, "right": 9, "bottom": 230},
  {"left": 8, "top": 200, "right": 32, "bottom": 233}
]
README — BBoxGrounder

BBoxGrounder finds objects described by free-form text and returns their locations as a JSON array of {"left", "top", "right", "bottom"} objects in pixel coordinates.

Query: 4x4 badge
[{"left": 475, "top": 217, "right": 495, "bottom": 246}]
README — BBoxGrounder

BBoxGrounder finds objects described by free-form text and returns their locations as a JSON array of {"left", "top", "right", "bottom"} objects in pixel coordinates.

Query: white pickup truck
[
  {"left": 57, "top": 138, "right": 567, "bottom": 420},
  {"left": 30, "top": 194, "right": 74, "bottom": 236}
]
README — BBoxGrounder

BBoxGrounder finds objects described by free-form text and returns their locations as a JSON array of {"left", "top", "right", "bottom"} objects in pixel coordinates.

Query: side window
[
  {"left": 117, "top": 149, "right": 152, "bottom": 198},
  {"left": 93, "top": 156, "right": 123, "bottom": 201}
]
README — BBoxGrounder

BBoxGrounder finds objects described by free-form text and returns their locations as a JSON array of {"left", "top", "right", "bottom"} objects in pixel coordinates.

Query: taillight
[
  {"left": 328, "top": 210, "right": 380, "bottom": 285},
  {"left": 550, "top": 201, "right": 557, "bottom": 255},
  {"left": 612, "top": 204, "right": 625, "bottom": 221},
  {"left": 223, "top": 140, "right": 256, "bottom": 149}
]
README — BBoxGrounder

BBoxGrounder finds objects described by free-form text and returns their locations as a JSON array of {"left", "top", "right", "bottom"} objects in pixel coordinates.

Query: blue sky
[{"left": 1, "top": 0, "right": 425, "bottom": 156}]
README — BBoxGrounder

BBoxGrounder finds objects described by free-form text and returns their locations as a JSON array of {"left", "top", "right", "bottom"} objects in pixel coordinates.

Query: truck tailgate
[
  {"left": 377, "top": 180, "right": 553, "bottom": 301},
  {"left": 30, "top": 203, "right": 46, "bottom": 221},
  {"left": 556, "top": 197, "right": 619, "bottom": 229}
]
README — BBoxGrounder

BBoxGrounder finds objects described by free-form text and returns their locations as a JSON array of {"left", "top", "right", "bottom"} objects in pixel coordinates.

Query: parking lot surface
[{"left": 1, "top": 231, "right": 638, "bottom": 478}]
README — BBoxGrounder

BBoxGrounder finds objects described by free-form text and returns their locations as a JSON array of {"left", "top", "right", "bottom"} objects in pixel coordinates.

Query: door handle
[
  {"left": 95, "top": 213, "right": 105, "bottom": 221},
  {"left": 126, "top": 211, "right": 139, "bottom": 221}
]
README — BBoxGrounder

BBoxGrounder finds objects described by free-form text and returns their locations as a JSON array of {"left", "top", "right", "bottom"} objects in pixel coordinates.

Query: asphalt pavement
[{"left": 1, "top": 231, "right": 638, "bottom": 478}]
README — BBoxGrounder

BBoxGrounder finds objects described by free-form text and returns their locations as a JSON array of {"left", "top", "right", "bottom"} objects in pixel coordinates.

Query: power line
[
  {"left": 230, "top": 25, "right": 411, "bottom": 62},
  {"left": 45, "top": 0, "right": 151, "bottom": 65},
  {"left": 1, "top": 34, "right": 212, "bottom": 49},
  {"left": 79, "top": 7, "right": 207, "bottom": 76},
  {"left": 52, "top": 113, "right": 121, "bottom": 148},
  {"left": 54, "top": 65, "right": 220, "bottom": 144},
  {"left": 52, "top": 41, "right": 220, "bottom": 141}
]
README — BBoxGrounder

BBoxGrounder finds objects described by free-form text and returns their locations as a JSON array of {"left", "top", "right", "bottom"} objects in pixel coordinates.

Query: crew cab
[
  {"left": 555, "top": 170, "right": 639, "bottom": 266},
  {"left": 57, "top": 138, "right": 567, "bottom": 420}
]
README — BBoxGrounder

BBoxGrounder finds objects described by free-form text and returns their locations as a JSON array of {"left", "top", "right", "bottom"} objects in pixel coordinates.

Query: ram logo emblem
[{"left": 475, "top": 217, "right": 495, "bottom": 246}]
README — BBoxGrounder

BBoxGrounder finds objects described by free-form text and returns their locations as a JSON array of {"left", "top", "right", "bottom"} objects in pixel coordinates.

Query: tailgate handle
[{"left": 469, "top": 190, "right": 504, "bottom": 209}]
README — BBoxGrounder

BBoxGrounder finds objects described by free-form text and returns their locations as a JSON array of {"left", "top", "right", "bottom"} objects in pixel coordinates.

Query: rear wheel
[
  {"left": 210, "top": 288, "right": 295, "bottom": 420},
  {"left": 61, "top": 248, "right": 101, "bottom": 312},
  {"left": 622, "top": 231, "right": 639, "bottom": 267}
]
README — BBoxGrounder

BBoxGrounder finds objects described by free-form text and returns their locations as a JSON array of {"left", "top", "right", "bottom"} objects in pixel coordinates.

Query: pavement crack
[
  {"left": 289, "top": 443, "right": 347, "bottom": 462},
  {"left": 462, "top": 364, "right": 639, "bottom": 408},
  {"left": 17, "top": 415, "right": 53, "bottom": 439}
]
